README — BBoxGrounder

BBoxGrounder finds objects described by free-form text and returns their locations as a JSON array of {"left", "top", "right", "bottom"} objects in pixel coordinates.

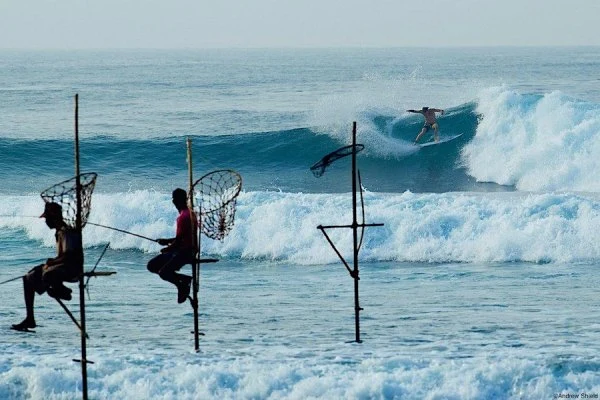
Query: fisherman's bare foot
[
  {"left": 177, "top": 276, "right": 192, "bottom": 304},
  {"left": 11, "top": 318, "right": 36, "bottom": 331}
]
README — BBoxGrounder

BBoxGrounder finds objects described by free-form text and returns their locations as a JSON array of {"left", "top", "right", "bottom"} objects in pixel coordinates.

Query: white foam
[
  {"left": 4, "top": 190, "right": 600, "bottom": 264},
  {"left": 306, "top": 72, "right": 478, "bottom": 159},
  {"left": 0, "top": 351, "right": 596, "bottom": 399},
  {"left": 463, "top": 87, "right": 600, "bottom": 191}
]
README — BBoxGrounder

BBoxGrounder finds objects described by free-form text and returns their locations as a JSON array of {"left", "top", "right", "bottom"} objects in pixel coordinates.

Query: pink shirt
[{"left": 176, "top": 208, "right": 196, "bottom": 250}]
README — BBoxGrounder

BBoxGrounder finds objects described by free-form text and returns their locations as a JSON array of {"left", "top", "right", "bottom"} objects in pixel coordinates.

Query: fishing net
[
  {"left": 192, "top": 169, "right": 242, "bottom": 241},
  {"left": 40, "top": 172, "right": 97, "bottom": 229},
  {"left": 310, "top": 144, "right": 364, "bottom": 178}
]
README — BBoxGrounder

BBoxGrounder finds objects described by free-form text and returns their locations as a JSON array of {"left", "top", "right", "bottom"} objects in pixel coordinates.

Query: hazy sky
[{"left": 1, "top": 0, "right": 599, "bottom": 49}]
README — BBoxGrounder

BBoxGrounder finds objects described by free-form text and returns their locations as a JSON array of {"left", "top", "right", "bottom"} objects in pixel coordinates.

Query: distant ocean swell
[
  {"left": 2, "top": 87, "right": 600, "bottom": 194},
  {"left": 2, "top": 190, "right": 600, "bottom": 265},
  {"left": 0, "top": 107, "right": 479, "bottom": 194},
  {"left": 0, "top": 109, "right": 477, "bottom": 184}
]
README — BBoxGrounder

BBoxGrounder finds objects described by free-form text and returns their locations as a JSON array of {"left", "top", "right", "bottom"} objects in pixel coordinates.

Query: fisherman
[
  {"left": 408, "top": 107, "right": 445, "bottom": 144},
  {"left": 147, "top": 188, "right": 196, "bottom": 304},
  {"left": 12, "top": 202, "right": 83, "bottom": 332}
]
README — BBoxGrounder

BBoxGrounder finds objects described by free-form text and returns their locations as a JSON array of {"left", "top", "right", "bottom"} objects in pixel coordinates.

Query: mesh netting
[
  {"left": 192, "top": 169, "right": 242, "bottom": 241},
  {"left": 310, "top": 144, "right": 364, "bottom": 178},
  {"left": 40, "top": 172, "right": 97, "bottom": 229}
]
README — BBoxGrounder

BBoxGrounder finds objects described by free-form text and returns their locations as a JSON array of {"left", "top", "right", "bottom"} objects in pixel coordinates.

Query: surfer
[
  {"left": 147, "top": 188, "right": 196, "bottom": 304},
  {"left": 12, "top": 202, "right": 83, "bottom": 332},
  {"left": 408, "top": 107, "right": 445, "bottom": 144}
]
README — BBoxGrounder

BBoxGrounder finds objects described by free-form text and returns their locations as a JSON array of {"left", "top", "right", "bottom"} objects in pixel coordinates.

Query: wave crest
[
  {"left": 3, "top": 190, "right": 600, "bottom": 264},
  {"left": 463, "top": 87, "right": 600, "bottom": 191}
]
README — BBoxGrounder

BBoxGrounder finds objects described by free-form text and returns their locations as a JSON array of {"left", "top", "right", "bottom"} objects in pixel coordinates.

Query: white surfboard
[{"left": 418, "top": 133, "right": 464, "bottom": 147}]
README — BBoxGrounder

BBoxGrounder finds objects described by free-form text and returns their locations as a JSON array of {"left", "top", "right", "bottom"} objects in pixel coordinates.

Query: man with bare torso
[
  {"left": 11, "top": 202, "right": 83, "bottom": 332},
  {"left": 408, "top": 106, "right": 445, "bottom": 144}
]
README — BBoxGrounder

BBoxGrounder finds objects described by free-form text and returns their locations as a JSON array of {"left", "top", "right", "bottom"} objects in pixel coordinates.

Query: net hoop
[
  {"left": 40, "top": 172, "right": 97, "bottom": 229},
  {"left": 192, "top": 169, "right": 242, "bottom": 240},
  {"left": 310, "top": 144, "right": 364, "bottom": 178}
]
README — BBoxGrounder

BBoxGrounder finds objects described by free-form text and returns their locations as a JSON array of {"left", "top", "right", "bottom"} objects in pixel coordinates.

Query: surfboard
[{"left": 417, "top": 133, "right": 464, "bottom": 147}]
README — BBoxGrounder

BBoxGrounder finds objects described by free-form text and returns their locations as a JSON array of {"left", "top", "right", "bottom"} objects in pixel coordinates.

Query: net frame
[
  {"left": 191, "top": 169, "right": 242, "bottom": 241},
  {"left": 310, "top": 144, "right": 365, "bottom": 178},
  {"left": 40, "top": 172, "right": 97, "bottom": 229}
]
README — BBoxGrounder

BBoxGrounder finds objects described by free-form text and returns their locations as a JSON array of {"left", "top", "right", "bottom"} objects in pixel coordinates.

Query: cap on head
[
  {"left": 40, "top": 202, "right": 62, "bottom": 218},
  {"left": 422, "top": 106, "right": 429, "bottom": 111}
]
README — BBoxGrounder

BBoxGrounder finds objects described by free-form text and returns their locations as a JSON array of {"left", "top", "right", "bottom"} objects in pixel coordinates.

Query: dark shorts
[
  {"left": 25, "top": 262, "right": 80, "bottom": 295},
  {"left": 147, "top": 250, "right": 194, "bottom": 277},
  {"left": 423, "top": 122, "right": 439, "bottom": 132}
]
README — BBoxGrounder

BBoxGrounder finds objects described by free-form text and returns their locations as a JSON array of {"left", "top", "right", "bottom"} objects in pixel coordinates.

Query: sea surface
[{"left": 1, "top": 47, "right": 600, "bottom": 399}]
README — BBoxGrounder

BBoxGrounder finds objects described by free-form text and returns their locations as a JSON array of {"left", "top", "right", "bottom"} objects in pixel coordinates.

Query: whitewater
[{"left": 2, "top": 47, "right": 600, "bottom": 399}]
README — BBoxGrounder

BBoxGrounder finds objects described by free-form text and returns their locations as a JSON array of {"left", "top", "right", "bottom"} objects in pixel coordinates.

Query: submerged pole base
[{"left": 345, "top": 339, "right": 363, "bottom": 344}]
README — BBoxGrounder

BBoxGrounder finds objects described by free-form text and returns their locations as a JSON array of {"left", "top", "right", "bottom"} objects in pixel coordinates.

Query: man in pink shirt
[{"left": 147, "top": 188, "right": 197, "bottom": 304}]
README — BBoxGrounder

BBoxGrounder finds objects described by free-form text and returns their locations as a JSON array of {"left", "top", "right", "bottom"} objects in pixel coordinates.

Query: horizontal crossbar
[
  {"left": 82, "top": 271, "right": 116, "bottom": 277},
  {"left": 194, "top": 258, "right": 219, "bottom": 264},
  {"left": 317, "top": 223, "right": 384, "bottom": 230}
]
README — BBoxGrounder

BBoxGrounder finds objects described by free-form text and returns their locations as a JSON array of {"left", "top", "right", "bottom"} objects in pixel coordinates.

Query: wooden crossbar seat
[
  {"left": 82, "top": 270, "right": 117, "bottom": 278},
  {"left": 194, "top": 258, "right": 219, "bottom": 264},
  {"left": 62, "top": 270, "right": 117, "bottom": 284}
]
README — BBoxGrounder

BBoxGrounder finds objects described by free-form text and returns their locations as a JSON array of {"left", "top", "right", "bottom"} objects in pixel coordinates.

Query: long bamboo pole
[
  {"left": 187, "top": 138, "right": 201, "bottom": 352},
  {"left": 351, "top": 121, "right": 362, "bottom": 343},
  {"left": 315, "top": 122, "right": 383, "bottom": 343},
  {"left": 74, "top": 94, "right": 89, "bottom": 399}
]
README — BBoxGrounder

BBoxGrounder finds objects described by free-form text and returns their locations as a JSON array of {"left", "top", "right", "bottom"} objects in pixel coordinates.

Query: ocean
[{"left": 1, "top": 47, "right": 600, "bottom": 399}]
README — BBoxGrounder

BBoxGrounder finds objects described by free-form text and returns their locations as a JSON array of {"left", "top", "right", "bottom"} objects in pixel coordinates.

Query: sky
[{"left": 1, "top": 0, "right": 599, "bottom": 49}]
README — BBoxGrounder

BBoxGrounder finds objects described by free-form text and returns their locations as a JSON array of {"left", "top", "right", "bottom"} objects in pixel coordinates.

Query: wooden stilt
[
  {"left": 74, "top": 94, "right": 90, "bottom": 400},
  {"left": 316, "top": 122, "right": 384, "bottom": 343},
  {"left": 187, "top": 138, "right": 201, "bottom": 352}
]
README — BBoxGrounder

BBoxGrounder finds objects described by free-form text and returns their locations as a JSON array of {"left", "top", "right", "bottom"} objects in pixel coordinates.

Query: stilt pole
[
  {"left": 315, "top": 122, "right": 383, "bottom": 342},
  {"left": 351, "top": 122, "right": 362, "bottom": 343},
  {"left": 187, "top": 138, "right": 201, "bottom": 352},
  {"left": 74, "top": 94, "right": 89, "bottom": 400}
]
